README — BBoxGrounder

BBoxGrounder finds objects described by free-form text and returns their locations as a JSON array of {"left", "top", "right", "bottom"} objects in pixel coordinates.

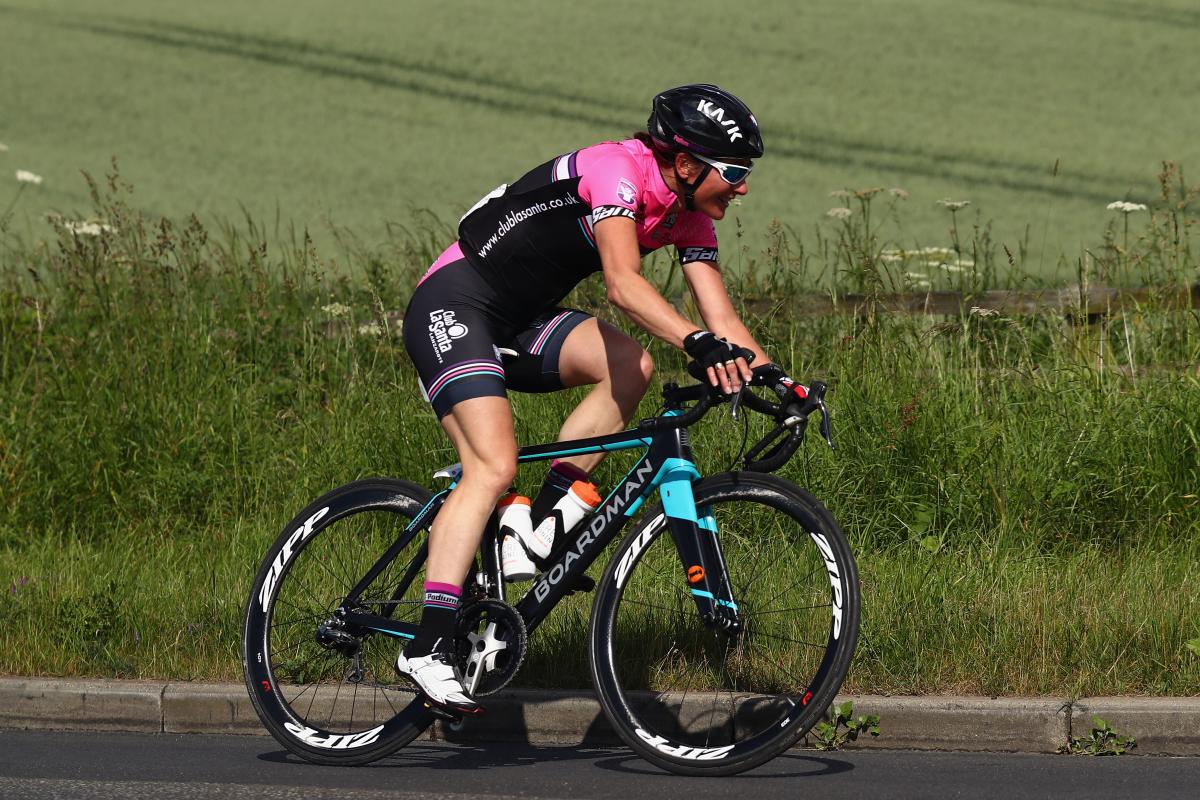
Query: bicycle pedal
[{"left": 422, "top": 698, "right": 485, "bottom": 721}]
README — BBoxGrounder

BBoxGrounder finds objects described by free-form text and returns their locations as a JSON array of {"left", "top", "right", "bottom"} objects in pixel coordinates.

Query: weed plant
[{"left": 1, "top": 166, "right": 1197, "bottom": 696}]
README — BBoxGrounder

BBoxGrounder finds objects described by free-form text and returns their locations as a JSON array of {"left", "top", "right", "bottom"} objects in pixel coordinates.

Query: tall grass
[{"left": 1, "top": 165, "right": 1198, "bottom": 695}]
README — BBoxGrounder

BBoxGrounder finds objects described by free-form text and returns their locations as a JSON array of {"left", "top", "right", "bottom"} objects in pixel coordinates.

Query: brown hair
[{"left": 632, "top": 131, "right": 679, "bottom": 165}]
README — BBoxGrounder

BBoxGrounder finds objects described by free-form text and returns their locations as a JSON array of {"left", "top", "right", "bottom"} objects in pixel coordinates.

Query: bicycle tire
[
  {"left": 242, "top": 477, "right": 436, "bottom": 765},
  {"left": 589, "top": 471, "right": 859, "bottom": 776}
]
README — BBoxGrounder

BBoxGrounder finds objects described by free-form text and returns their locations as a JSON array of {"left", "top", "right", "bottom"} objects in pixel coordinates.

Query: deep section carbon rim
[
  {"left": 590, "top": 473, "right": 859, "bottom": 775},
  {"left": 243, "top": 479, "right": 434, "bottom": 763}
]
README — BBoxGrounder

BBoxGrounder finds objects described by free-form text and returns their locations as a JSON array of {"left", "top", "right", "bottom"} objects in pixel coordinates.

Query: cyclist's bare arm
[
  {"left": 594, "top": 216, "right": 697, "bottom": 348},
  {"left": 683, "top": 259, "right": 771, "bottom": 367}
]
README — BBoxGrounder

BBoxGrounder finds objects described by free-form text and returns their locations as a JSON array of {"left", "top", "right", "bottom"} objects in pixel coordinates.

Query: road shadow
[{"left": 257, "top": 740, "right": 854, "bottom": 779}]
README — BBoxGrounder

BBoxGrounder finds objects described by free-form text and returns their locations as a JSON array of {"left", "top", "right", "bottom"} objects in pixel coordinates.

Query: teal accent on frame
[
  {"left": 656, "top": 457, "right": 700, "bottom": 521},
  {"left": 690, "top": 588, "right": 715, "bottom": 600},
  {"left": 599, "top": 456, "right": 656, "bottom": 514},
  {"left": 698, "top": 504, "right": 717, "bottom": 532},
  {"left": 367, "top": 627, "right": 415, "bottom": 639},
  {"left": 661, "top": 482, "right": 698, "bottom": 521},
  {"left": 653, "top": 457, "right": 700, "bottom": 484},
  {"left": 716, "top": 599, "right": 739, "bottom": 610},
  {"left": 517, "top": 436, "right": 652, "bottom": 462}
]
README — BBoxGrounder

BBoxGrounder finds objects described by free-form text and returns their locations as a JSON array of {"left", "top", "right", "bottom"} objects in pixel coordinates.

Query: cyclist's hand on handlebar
[{"left": 684, "top": 330, "right": 754, "bottom": 394}]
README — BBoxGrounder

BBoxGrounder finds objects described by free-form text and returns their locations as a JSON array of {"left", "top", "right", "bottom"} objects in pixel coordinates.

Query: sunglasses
[{"left": 691, "top": 152, "right": 754, "bottom": 185}]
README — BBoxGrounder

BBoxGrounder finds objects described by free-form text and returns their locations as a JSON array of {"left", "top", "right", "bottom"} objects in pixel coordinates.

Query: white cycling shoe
[{"left": 395, "top": 648, "right": 480, "bottom": 713}]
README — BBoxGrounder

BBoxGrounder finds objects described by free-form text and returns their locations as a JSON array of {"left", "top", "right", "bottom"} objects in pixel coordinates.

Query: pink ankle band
[{"left": 424, "top": 581, "right": 461, "bottom": 597}]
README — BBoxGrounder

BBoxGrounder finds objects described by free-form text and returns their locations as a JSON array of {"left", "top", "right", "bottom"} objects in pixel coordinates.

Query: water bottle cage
[{"left": 531, "top": 511, "right": 566, "bottom": 571}]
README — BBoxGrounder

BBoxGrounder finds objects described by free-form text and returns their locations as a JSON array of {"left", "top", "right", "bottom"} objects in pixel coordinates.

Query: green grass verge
[{"left": 1, "top": 170, "right": 1198, "bottom": 695}]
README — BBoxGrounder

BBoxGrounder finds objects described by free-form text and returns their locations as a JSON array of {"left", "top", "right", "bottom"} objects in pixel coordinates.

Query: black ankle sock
[
  {"left": 405, "top": 583, "right": 460, "bottom": 658},
  {"left": 530, "top": 460, "right": 589, "bottom": 525}
]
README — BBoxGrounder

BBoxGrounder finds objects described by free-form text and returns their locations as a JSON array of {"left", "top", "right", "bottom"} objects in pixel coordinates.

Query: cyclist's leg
[
  {"left": 552, "top": 316, "right": 655, "bottom": 472},
  {"left": 429, "top": 395, "right": 517, "bottom": 588},
  {"left": 399, "top": 266, "right": 517, "bottom": 707},
  {"left": 503, "top": 312, "right": 653, "bottom": 521}
]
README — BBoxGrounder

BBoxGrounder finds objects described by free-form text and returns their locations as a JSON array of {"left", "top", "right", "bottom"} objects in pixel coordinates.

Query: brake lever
[
  {"left": 729, "top": 382, "right": 746, "bottom": 420},
  {"left": 818, "top": 397, "right": 835, "bottom": 449}
]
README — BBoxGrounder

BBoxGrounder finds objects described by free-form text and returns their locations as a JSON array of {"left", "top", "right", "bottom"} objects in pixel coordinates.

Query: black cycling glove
[{"left": 683, "top": 330, "right": 753, "bottom": 380}]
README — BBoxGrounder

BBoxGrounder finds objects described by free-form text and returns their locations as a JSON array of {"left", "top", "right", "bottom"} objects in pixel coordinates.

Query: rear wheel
[
  {"left": 242, "top": 478, "right": 436, "bottom": 765},
  {"left": 589, "top": 472, "right": 859, "bottom": 776}
]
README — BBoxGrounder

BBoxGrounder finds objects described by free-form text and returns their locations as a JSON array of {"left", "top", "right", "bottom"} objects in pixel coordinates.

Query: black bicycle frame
[{"left": 339, "top": 416, "right": 743, "bottom": 640}]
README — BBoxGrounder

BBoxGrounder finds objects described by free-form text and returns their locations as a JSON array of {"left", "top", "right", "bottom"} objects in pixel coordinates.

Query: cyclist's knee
[
  {"left": 631, "top": 348, "right": 654, "bottom": 388},
  {"left": 609, "top": 344, "right": 653, "bottom": 392},
  {"left": 461, "top": 451, "right": 517, "bottom": 493}
]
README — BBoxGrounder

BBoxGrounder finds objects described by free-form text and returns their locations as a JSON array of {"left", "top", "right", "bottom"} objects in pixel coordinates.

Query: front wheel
[
  {"left": 589, "top": 472, "right": 860, "bottom": 776},
  {"left": 242, "top": 477, "right": 436, "bottom": 765}
]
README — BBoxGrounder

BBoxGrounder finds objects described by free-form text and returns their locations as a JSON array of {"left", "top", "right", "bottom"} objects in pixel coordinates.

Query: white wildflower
[
  {"left": 912, "top": 279, "right": 932, "bottom": 289},
  {"left": 16, "top": 170, "right": 43, "bottom": 185},
  {"left": 937, "top": 263, "right": 965, "bottom": 273},
  {"left": 879, "top": 249, "right": 907, "bottom": 263},
  {"left": 829, "top": 190, "right": 852, "bottom": 199},
  {"left": 970, "top": 306, "right": 1000, "bottom": 317},
  {"left": 1106, "top": 201, "right": 1147, "bottom": 213},
  {"left": 63, "top": 220, "right": 113, "bottom": 237},
  {"left": 889, "top": 187, "right": 909, "bottom": 199},
  {"left": 937, "top": 199, "right": 970, "bottom": 211},
  {"left": 826, "top": 207, "right": 852, "bottom": 220},
  {"left": 905, "top": 271, "right": 929, "bottom": 281},
  {"left": 321, "top": 302, "right": 350, "bottom": 318},
  {"left": 357, "top": 321, "right": 384, "bottom": 337},
  {"left": 0, "top": 142, "right": 9, "bottom": 152},
  {"left": 919, "top": 246, "right": 956, "bottom": 258}
]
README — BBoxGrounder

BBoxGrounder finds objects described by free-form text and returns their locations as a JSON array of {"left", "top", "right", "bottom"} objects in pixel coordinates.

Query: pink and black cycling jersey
[
  {"left": 404, "top": 138, "right": 722, "bottom": 418},
  {"left": 425, "top": 138, "right": 719, "bottom": 317}
]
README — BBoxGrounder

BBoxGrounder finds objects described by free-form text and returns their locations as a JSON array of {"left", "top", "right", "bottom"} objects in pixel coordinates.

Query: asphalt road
[{"left": 1, "top": 730, "right": 1198, "bottom": 799}]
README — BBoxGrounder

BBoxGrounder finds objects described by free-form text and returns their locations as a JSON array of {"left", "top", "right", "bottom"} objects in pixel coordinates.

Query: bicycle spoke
[
  {"left": 742, "top": 628, "right": 829, "bottom": 651},
  {"left": 743, "top": 602, "right": 832, "bottom": 618}
]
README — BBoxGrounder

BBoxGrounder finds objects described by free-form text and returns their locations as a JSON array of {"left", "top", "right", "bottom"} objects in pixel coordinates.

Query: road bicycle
[{"left": 242, "top": 366, "right": 859, "bottom": 776}]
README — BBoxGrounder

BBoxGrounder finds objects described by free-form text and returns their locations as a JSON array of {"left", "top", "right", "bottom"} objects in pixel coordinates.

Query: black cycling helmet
[
  {"left": 647, "top": 84, "right": 763, "bottom": 209},
  {"left": 647, "top": 84, "right": 764, "bottom": 160}
]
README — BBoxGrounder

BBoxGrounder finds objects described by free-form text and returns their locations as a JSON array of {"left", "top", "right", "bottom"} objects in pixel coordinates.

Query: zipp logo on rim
[
  {"left": 809, "top": 532, "right": 844, "bottom": 639},
  {"left": 696, "top": 100, "right": 744, "bottom": 143},
  {"left": 259, "top": 507, "right": 330, "bottom": 613},
  {"left": 284, "top": 721, "right": 384, "bottom": 749},
  {"left": 635, "top": 727, "right": 734, "bottom": 760}
]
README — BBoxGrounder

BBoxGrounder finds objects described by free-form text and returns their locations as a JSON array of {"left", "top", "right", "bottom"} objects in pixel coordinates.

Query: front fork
[{"left": 659, "top": 466, "right": 741, "bottom": 634}]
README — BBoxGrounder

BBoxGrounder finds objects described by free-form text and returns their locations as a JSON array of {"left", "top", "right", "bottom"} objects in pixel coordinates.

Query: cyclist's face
[{"left": 685, "top": 155, "right": 750, "bottom": 221}]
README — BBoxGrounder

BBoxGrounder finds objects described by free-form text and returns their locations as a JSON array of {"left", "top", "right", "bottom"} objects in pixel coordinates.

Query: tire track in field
[
  {"left": 994, "top": 0, "right": 1200, "bottom": 30},
  {"left": 0, "top": 4, "right": 1152, "bottom": 206}
]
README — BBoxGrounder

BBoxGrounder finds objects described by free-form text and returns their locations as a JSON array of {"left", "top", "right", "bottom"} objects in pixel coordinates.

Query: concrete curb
[{"left": 2, "top": 677, "right": 1197, "bottom": 755}]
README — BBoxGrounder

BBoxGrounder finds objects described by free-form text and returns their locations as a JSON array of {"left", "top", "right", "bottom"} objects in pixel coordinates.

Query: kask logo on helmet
[{"left": 696, "top": 100, "right": 744, "bottom": 143}]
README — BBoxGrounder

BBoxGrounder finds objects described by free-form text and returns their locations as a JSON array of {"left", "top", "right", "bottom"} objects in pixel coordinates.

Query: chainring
[{"left": 454, "top": 598, "right": 527, "bottom": 697}]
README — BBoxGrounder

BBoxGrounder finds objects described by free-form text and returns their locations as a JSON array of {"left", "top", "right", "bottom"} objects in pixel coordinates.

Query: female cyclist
[{"left": 398, "top": 84, "right": 777, "bottom": 711}]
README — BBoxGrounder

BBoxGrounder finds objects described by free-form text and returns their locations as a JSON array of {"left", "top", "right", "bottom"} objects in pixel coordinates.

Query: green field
[
  {"left": 2, "top": 0, "right": 1199, "bottom": 698},
  {"left": 3, "top": 0, "right": 1199, "bottom": 276}
]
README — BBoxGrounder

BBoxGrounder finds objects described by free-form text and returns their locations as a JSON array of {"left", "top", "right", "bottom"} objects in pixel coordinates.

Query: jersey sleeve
[
  {"left": 672, "top": 213, "right": 719, "bottom": 265},
  {"left": 576, "top": 149, "right": 641, "bottom": 225}
]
